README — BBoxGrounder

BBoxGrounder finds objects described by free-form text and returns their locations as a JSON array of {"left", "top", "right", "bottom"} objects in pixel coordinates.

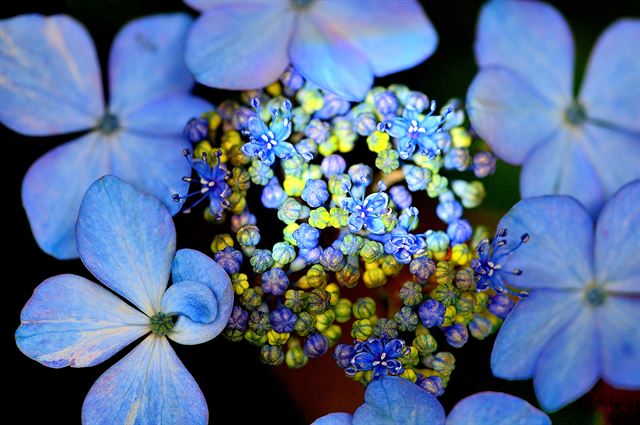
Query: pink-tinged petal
[
  {"left": 475, "top": 0, "right": 574, "bottom": 102},
  {"left": 109, "top": 13, "right": 195, "bottom": 114},
  {"left": 290, "top": 12, "right": 373, "bottom": 101},
  {"left": 0, "top": 14, "right": 103, "bottom": 135},
  {"left": 22, "top": 132, "right": 111, "bottom": 259},
  {"left": 580, "top": 19, "right": 640, "bottom": 132},
  {"left": 82, "top": 335, "right": 207, "bottom": 425},
  {"left": 595, "top": 180, "right": 640, "bottom": 293},
  {"left": 597, "top": 296, "right": 640, "bottom": 389},
  {"left": 533, "top": 307, "right": 599, "bottom": 412},
  {"left": 16, "top": 274, "right": 148, "bottom": 368},
  {"left": 466, "top": 67, "right": 561, "bottom": 164},
  {"left": 447, "top": 392, "right": 550, "bottom": 425},
  {"left": 309, "top": 0, "right": 437, "bottom": 76},
  {"left": 76, "top": 176, "right": 176, "bottom": 316},
  {"left": 492, "top": 290, "right": 584, "bottom": 380},
  {"left": 186, "top": 3, "right": 295, "bottom": 90}
]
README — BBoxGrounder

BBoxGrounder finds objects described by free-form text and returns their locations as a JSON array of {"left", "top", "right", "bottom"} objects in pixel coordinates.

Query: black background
[{"left": 2, "top": 1, "right": 639, "bottom": 424}]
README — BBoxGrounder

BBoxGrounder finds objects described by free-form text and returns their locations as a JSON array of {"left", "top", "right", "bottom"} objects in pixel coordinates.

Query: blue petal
[
  {"left": 595, "top": 180, "right": 640, "bottom": 292},
  {"left": 16, "top": 274, "right": 148, "bottom": 368},
  {"left": 598, "top": 296, "right": 640, "bottom": 389},
  {"left": 447, "top": 392, "right": 550, "bottom": 425},
  {"left": 579, "top": 19, "right": 640, "bottom": 132},
  {"left": 76, "top": 176, "right": 176, "bottom": 316},
  {"left": 82, "top": 335, "right": 207, "bottom": 425},
  {"left": 183, "top": 0, "right": 217, "bottom": 12},
  {"left": 533, "top": 307, "right": 598, "bottom": 412},
  {"left": 22, "top": 132, "right": 110, "bottom": 259},
  {"left": 170, "top": 249, "right": 233, "bottom": 345},
  {"left": 309, "top": 0, "right": 437, "bottom": 76},
  {"left": 161, "top": 280, "right": 217, "bottom": 324},
  {"left": 353, "top": 376, "right": 445, "bottom": 425},
  {"left": 186, "top": 3, "right": 295, "bottom": 90},
  {"left": 0, "top": 14, "right": 104, "bottom": 135},
  {"left": 109, "top": 131, "right": 191, "bottom": 215},
  {"left": 475, "top": 0, "right": 574, "bottom": 101},
  {"left": 108, "top": 13, "right": 195, "bottom": 114},
  {"left": 122, "top": 93, "right": 211, "bottom": 136},
  {"left": 290, "top": 13, "right": 373, "bottom": 101},
  {"left": 312, "top": 413, "right": 353, "bottom": 425},
  {"left": 466, "top": 67, "right": 560, "bottom": 164},
  {"left": 491, "top": 289, "right": 583, "bottom": 380},
  {"left": 498, "top": 196, "right": 594, "bottom": 290},
  {"left": 365, "top": 217, "right": 386, "bottom": 235}
]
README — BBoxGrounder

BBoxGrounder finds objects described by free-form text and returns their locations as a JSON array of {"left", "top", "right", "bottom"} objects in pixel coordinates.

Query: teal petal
[{"left": 447, "top": 392, "right": 550, "bottom": 425}]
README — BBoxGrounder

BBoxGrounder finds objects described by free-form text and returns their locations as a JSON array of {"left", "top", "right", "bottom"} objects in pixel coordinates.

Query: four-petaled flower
[
  {"left": 467, "top": 0, "right": 640, "bottom": 215},
  {"left": 0, "top": 13, "right": 209, "bottom": 259},
  {"left": 16, "top": 176, "right": 233, "bottom": 424},
  {"left": 490, "top": 180, "right": 640, "bottom": 412},
  {"left": 342, "top": 182, "right": 390, "bottom": 235}
]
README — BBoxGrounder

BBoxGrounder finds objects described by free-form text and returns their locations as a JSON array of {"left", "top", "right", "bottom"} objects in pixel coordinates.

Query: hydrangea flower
[
  {"left": 342, "top": 182, "right": 390, "bottom": 234},
  {"left": 489, "top": 180, "right": 640, "bottom": 411},
  {"left": 0, "top": 14, "right": 209, "bottom": 259},
  {"left": 184, "top": 0, "right": 437, "bottom": 100},
  {"left": 313, "top": 376, "right": 550, "bottom": 425},
  {"left": 15, "top": 176, "right": 233, "bottom": 423},
  {"left": 348, "top": 338, "right": 409, "bottom": 379},
  {"left": 467, "top": 0, "right": 640, "bottom": 215}
]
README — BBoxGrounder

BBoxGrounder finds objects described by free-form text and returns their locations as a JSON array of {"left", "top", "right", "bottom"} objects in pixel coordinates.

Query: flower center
[
  {"left": 150, "top": 312, "right": 175, "bottom": 336},
  {"left": 584, "top": 284, "right": 607, "bottom": 306},
  {"left": 96, "top": 112, "right": 120, "bottom": 134},
  {"left": 564, "top": 101, "right": 587, "bottom": 126}
]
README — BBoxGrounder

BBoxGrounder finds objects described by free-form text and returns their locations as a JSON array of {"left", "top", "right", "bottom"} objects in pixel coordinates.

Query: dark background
[{"left": 2, "top": 1, "right": 639, "bottom": 423}]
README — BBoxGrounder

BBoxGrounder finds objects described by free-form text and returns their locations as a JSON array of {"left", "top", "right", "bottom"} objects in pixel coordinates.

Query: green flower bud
[
  {"left": 244, "top": 329, "right": 268, "bottom": 346},
  {"left": 413, "top": 334, "right": 438, "bottom": 356},
  {"left": 272, "top": 241, "right": 296, "bottom": 265},
  {"left": 284, "top": 290, "right": 308, "bottom": 313},
  {"left": 375, "top": 149, "right": 400, "bottom": 174},
  {"left": 336, "top": 263, "right": 360, "bottom": 288},
  {"left": 231, "top": 273, "right": 249, "bottom": 295},
  {"left": 306, "top": 264, "right": 327, "bottom": 288},
  {"left": 309, "top": 207, "right": 331, "bottom": 229},
  {"left": 381, "top": 255, "right": 402, "bottom": 276},
  {"left": 394, "top": 306, "right": 419, "bottom": 332},
  {"left": 435, "top": 261, "right": 455, "bottom": 285},
  {"left": 399, "top": 282, "right": 423, "bottom": 307},
  {"left": 340, "top": 234, "right": 364, "bottom": 256},
  {"left": 426, "top": 174, "right": 448, "bottom": 198},
  {"left": 227, "top": 167, "right": 250, "bottom": 191},
  {"left": 474, "top": 292, "right": 489, "bottom": 313},
  {"left": 452, "top": 180, "right": 485, "bottom": 209},
  {"left": 307, "top": 288, "right": 331, "bottom": 314},
  {"left": 443, "top": 305, "right": 457, "bottom": 327},
  {"left": 431, "top": 282, "right": 458, "bottom": 307},
  {"left": 294, "top": 311, "right": 315, "bottom": 336},
  {"left": 327, "top": 174, "right": 351, "bottom": 195},
  {"left": 285, "top": 345, "right": 309, "bottom": 369},
  {"left": 250, "top": 249, "right": 274, "bottom": 273},
  {"left": 363, "top": 267, "right": 387, "bottom": 288},
  {"left": 248, "top": 311, "right": 271, "bottom": 335},
  {"left": 351, "top": 319, "right": 373, "bottom": 340},
  {"left": 315, "top": 309, "right": 336, "bottom": 332},
  {"left": 427, "top": 352, "right": 456, "bottom": 376},
  {"left": 237, "top": 224, "right": 261, "bottom": 247},
  {"left": 329, "top": 206, "right": 349, "bottom": 228},
  {"left": 210, "top": 233, "right": 234, "bottom": 253},
  {"left": 333, "top": 298, "right": 352, "bottom": 323},
  {"left": 454, "top": 267, "right": 475, "bottom": 291},
  {"left": 322, "top": 324, "right": 342, "bottom": 346},
  {"left": 455, "top": 292, "right": 475, "bottom": 314},
  {"left": 267, "top": 330, "right": 290, "bottom": 346},
  {"left": 360, "top": 240, "right": 384, "bottom": 263},
  {"left": 400, "top": 346, "right": 420, "bottom": 368},
  {"left": 469, "top": 315, "right": 493, "bottom": 340},
  {"left": 260, "top": 345, "right": 284, "bottom": 366},
  {"left": 374, "top": 318, "right": 398, "bottom": 339},
  {"left": 352, "top": 297, "right": 377, "bottom": 319},
  {"left": 248, "top": 160, "right": 273, "bottom": 185},
  {"left": 240, "top": 286, "right": 263, "bottom": 310},
  {"left": 277, "top": 198, "right": 302, "bottom": 224},
  {"left": 223, "top": 328, "right": 244, "bottom": 342}
]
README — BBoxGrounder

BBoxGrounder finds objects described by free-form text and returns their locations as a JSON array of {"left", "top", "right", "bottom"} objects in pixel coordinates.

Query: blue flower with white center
[
  {"left": 175, "top": 149, "right": 231, "bottom": 217},
  {"left": 381, "top": 101, "right": 453, "bottom": 160},
  {"left": 0, "top": 14, "right": 209, "bottom": 259},
  {"left": 349, "top": 338, "right": 408, "bottom": 380},
  {"left": 312, "top": 376, "right": 550, "bottom": 425},
  {"left": 342, "top": 182, "right": 390, "bottom": 235},
  {"left": 15, "top": 176, "right": 233, "bottom": 424},
  {"left": 489, "top": 180, "right": 640, "bottom": 412},
  {"left": 467, "top": 0, "right": 640, "bottom": 215},
  {"left": 242, "top": 98, "right": 299, "bottom": 166},
  {"left": 184, "top": 0, "right": 437, "bottom": 101},
  {"left": 383, "top": 227, "right": 426, "bottom": 265}
]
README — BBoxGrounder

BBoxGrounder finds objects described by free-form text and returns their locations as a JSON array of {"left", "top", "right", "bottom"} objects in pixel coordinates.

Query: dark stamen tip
[{"left": 521, "top": 233, "right": 530, "bottom": 243}]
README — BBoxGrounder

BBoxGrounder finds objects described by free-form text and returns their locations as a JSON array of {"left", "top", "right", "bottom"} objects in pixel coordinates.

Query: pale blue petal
[
  {"left": 22, "top": 132, "right": 110, "bottom": 259},
  {"left": 76, "top": 176, "right": 176, "bottom": 316},
  {"left": 312, "top": 413, "right": 353, "bottom": 425},
  {"left": 520, "top": 128, "right": 606, "bottom": 216},
  {"left": 123, "top": 93, "right": 211, "bottom": 136},
  {"left": 186, "top": 3, "right": 295, "bottom": 90},
  {"left": 466, "top": 67, "right": 561, "bottom": 164},
  {"left": 16, "top": 274, "right": 148, "bottom": 368},
  {"left": 595, "top": 180, "right": 640, "bottom": 292},
  {"left": 161, "top": 280, "right": 217, "bottom": 324},
  {"left": 169, "top": 249, "right": 233, "bottom": 345},
  {"left": 580, "top": 19, "right": 640, "bottom": 132},
  {"left": 82, "top": 335, "right": 207, "bottom": 425},
  {"left": 109, "top": 132, "right": 191, "bottom": 215},
  {"left": 290, "top": 13, "right": 373, "bottom": 101},
  {"left": 498, "top": 196, "right": 594, "bottom": 290},
  {"left": 598, "top": 296, "right": 640, "bottom": 389},
  {"left": 0, "top": 14, "right": 103, "bottom": 135},
  {"left": 310, "top": 0, "right": 437, "bottom": 76},
  {"left": 475, "top": 0, "right": 574, "bottom": 102},
  {"left": 491, "top": 290, "right": 583, "bottom": 380},
  {"left": 534, "top": 307, "right": 599, "bottom": 412},
  {"left": 447, "top": 392, "right": 550, "bottom": 425},
  {"left": 108, "top": 13, "right": 194, "bottom": 114},
  {"left": 352, "top": 376, "right": 445, "bottom": 425}
]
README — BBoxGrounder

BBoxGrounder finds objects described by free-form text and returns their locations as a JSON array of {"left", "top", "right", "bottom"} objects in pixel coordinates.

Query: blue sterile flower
[
  {"left": 214, "top": 247, "right": 243, "bottom": 275},
  {"left": 467, "top": 0, "right": 640, "bottom": 215},
  {"left": 270, "top": 306, "right": 297, "bottom": 333},
  {"left": 293, "top": 223, "right": 320, "bottom": 250},
  {"left": 261, "top": 267, "right": 289, "bottom": 296},
  {"left": 15, "top": 176, "right": 233, "bottom": 424},
  {"left": 183, "top": 117, "right": 209, "bottom": 143},
  {"left": 312, "top": 376, "right": 550, "bottom": 425},
  {"left": 184, "top": 0, "right": 437, "bottom": 101},
  {"left": 242, "top": 98, "right": 299, "bottom": 166},
  {"left": 0, "top": 14, "right": 209, "bottom": 259},
  {"left": 350, "top": 338, "right": 409, "bottom": 380},
  {"left": 383, "top": 227, "right": 426, "bottom": 265},
  {"left": 302, "top": 179, "right": 329, "bottom": 208},
  {"left": 381, "top": 101, "right": 453, "bottom": 160},
  {"left": 418, "top": 299, "right": 446, "bottom": 328},
  {"left": 342, "top": 182, "right": 390, "bottom": 235},
  {"left": 176, "top": 150, "right": 232, "bottom": 217},
  {"left": 262, "top": 177, "right": 288, "bottom": 209},
  {"left": 489, "top": 180, "right": 640, "bottom": 412}
]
